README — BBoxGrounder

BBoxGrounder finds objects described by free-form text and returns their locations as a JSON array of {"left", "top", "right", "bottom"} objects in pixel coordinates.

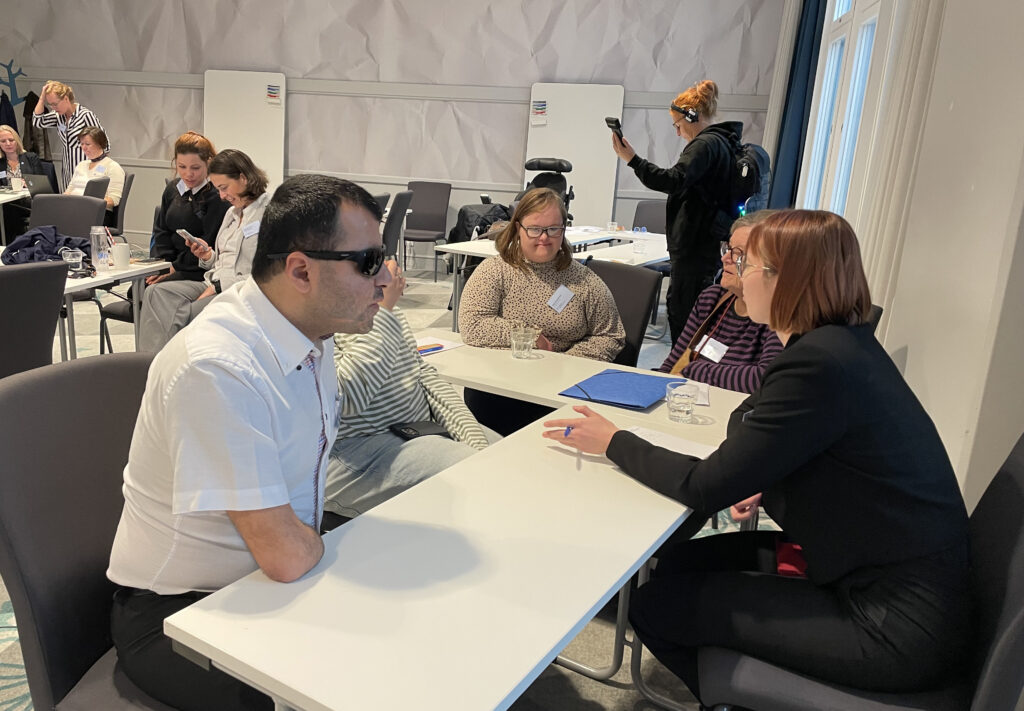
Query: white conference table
[
  {"left": 436, "top": 227, "right": 669, "bottom": 332},
  {"left": 0, "top": 188, "right": 31, "bottom": 246},
  {"left": 164, "top": 402, "right": 707, "bottom": 711},
  {"left": 61, "top": 260, "right": 169, "bottom": 358},
  {"left": 417, "top": 328, "right": 746, "bottom": 445}
]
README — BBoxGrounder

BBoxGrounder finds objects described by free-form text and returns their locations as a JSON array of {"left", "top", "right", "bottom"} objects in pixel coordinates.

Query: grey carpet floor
[{"left": 1, "top": 260, "right": 756, "bottom": 710}]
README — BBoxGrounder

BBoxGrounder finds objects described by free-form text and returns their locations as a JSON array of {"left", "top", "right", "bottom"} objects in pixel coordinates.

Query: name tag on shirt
[
  {"left": 694, "top": 335, "right": 729, "bottom": 363},
  {"left": 547, "top": 285, "right": 574, "bottom": 313},
  {"left": 176, "top": 178, "right": 188, "bottom": 195},
  {"left": 242, "top": 220, "right": 260, "bottom": 238},
  {"left": 94, "top": 164, "right": 106, "bottom": 174}
]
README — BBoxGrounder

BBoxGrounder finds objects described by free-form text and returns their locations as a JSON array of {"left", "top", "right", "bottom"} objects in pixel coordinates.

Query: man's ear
[{"left": 282, "top": 252, "right": 314, "bottom": 295}]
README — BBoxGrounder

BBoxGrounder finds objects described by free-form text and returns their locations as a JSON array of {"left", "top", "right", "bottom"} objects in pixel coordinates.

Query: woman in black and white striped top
[{"left": 31, "top": 80, "right": 104, "bottom": 189}]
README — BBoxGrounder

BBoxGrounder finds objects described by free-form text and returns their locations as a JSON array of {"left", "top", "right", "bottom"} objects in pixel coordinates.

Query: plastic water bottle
[{"left": 90, "top": 226, "right": 110, "bottom": 272}]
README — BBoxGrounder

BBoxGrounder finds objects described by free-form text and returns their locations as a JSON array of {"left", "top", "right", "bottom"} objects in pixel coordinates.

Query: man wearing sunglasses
[{"left": 106, "top": 174, "right": 391, "bottom": 711}]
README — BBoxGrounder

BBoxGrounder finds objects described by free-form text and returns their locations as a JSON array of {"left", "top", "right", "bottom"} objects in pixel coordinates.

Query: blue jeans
[{"left": 324, "top": 432, "right": 478, "bottom": 517}]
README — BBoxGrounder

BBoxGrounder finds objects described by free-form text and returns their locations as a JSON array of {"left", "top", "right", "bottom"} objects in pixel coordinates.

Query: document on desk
[
  {"left": 415, "top": 337, "right": 464, "bottom": 355},
  {"left": 625, "top": 426, "right": 717, "bottom": 459}
]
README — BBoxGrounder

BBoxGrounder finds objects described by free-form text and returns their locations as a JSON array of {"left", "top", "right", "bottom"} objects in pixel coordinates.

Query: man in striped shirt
[
  {"left": 325, "top": 260, "right": 493, "bottom": 518},
  {"left": 31, "top": 80, "right": 104, "bottom": 189}
]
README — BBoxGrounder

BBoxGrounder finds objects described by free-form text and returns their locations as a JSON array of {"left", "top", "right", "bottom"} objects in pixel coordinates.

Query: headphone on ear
[{"left": 671, "top": 104, "right": 699, "bottom": 123}]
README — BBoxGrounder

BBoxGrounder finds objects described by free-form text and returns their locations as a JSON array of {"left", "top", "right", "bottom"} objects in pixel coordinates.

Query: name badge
[
  {"left": 242, "top": 220, "right": 260, "bottom": 238},
  {"left": 694, "top": 335, "right": 729, "bottom": 363},
  {"left": 94, "top": 164, "right": 106, "bottom": 174},
  {"left": 176, "top": 178, "right": 188, "bottom": 196},
  {"left": 547, "top": 284, "right": 574, "bottom": 313}
]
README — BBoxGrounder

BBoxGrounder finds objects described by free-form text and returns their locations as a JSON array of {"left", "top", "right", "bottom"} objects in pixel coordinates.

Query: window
[
  {"left": 804, "top": 37, "right": 846, "bottom": 209},
  {"left": 830, "top": 17, "right": 877, "bottom": 214}
]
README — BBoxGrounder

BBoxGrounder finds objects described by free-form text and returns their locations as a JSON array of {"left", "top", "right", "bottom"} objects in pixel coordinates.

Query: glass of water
[
  {"left": 666, "top": 381, "right": 699, "bottom": 423},
  {"left": 510, "top": 323, "right": 540, "bottom": 359}
]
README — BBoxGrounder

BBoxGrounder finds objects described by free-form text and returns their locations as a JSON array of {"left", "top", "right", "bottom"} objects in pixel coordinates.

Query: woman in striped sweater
[
  {"left": 658, "top": 211, "right": 782, "bottom": 393},
  {"left": 31, "top": 80, "right": 104, "bottom": 189}
]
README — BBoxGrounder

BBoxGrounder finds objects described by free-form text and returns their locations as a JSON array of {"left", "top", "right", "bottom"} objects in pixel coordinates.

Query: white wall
[
  {"left": 2, "top": 0, "right": 785, "bottom": 247},
  {"left": 883, "top": 0, "right": 1024, "bottom": 508}
]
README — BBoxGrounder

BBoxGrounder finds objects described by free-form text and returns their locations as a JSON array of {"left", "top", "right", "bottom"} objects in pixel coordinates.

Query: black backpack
[{"left": 706, "top": 137, "right": 772, "bottom": 220}]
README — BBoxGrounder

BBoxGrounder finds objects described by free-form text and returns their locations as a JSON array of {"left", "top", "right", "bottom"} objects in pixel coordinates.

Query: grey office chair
[
  {"left": 83, "top": 176, "right": 110, "bottom": 200},
  {"left": 39, "top": 159, "right": 59, "bottom": 193},
  {"left": 633, "top": 199, "right": 669, "bottom": 326},
  {"left": 109, "top": 172, "right": 135, "bottom": 236},
  {"left": 382, "top": 190, "right": 414, "bottom": 259},
  {"left": 693, "top": 433, "right": 1024, "bottom": 711},
  {"left": 584, "top": 257, "right": 663, "bottom": 367},
  {"left": 0, "top": 261, "right": 67, "bottom": 379},
  {"left": 404, "top": 180, "right": 451, "bottom": 281},
  {"left": 28, "top": 194, "right": 107, "bottom": 238},
  {"left": 0, "top": 353, "right": 174, "bottom": 710},
  {"left": 373, "top": 192, "right": 390, "bottom": 213}
]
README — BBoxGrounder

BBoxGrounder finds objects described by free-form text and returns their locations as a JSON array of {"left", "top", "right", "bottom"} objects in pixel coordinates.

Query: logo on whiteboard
[{"left": 266, "top": 84, "right": 282, "bottom": 106}]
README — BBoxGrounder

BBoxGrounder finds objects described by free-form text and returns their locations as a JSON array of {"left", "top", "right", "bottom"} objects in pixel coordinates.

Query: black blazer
[
  {"left": 151, "top": 181, "right": 228, "bottom": 280},
  {"left": 607, "top": 323, "right": 969, "bottom": 585},
  {"left": 16, "top": 151, "right": 45, "bottom": 178}
]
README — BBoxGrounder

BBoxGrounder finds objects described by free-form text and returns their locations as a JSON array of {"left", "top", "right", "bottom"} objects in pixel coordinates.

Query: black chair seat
[
  {"left": 403, "top": 228, "right": 445, "bottom": 242},
  {"left": 56, "top": 648, "right": 175, "bottom": 711},
  {"left": 101, "top": 299, "right": 133, "bottom": 322}
]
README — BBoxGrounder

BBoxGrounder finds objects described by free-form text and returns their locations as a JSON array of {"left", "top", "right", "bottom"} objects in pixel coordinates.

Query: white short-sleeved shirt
[{"left": 107, "top": 278, "right": 339, "bottom": 594}]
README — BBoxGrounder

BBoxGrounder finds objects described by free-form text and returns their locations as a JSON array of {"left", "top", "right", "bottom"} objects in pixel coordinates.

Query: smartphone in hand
[
  {"left": 605, "top": 117, "right": 623, "bottom": 140},
  {"left": 176, "top": 228, "right": 201, "bottom": 245}
]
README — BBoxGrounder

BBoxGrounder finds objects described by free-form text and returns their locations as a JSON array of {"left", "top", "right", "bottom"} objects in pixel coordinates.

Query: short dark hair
[
  {"left": 78, "top": 126, "right": 109, "bottom": 151},
  {"left": 251, "top": 174, "right": 383, "bottom": 282},
  {"left": 209, "top": 149, "right": 269, "bottom": 200}
]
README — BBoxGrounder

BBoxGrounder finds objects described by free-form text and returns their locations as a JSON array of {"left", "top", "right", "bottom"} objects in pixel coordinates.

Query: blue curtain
[{"left": 769, "top": 0, "right": 827, "bottom": 209}]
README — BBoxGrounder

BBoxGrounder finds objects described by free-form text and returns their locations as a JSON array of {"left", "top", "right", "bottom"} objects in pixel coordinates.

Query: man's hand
[
  {"left": 611, "top": 133, "right": 636, "bottom": 163},
  {"left": 146, "top": 265, "right": 175, "bottom": 285},
  {"left": 541, "top": 405, "right": 620, "bottom": 455},
  {"left": 380, "top": 259, "right": 405, "bottom": 310},
  {"left": 227, "top": 504, "right": 324, "bottom": 583}
]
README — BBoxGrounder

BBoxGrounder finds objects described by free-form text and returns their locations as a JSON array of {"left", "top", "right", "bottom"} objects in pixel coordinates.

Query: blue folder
[{"left": 559, "top": 369, "right": 680, "bottom": 410}]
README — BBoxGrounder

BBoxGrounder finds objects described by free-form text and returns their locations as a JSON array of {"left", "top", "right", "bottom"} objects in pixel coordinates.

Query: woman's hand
[
  {"left": 189, "top": 238, "right": 213, "bottom": 261},
  {"left": 730, "top": 493, "right": 763, "bottom": 522},
  {"left": 541, "top": 405, "right": 620, "bottom": 455},
  {"left": 197, "top": 285, "right": 216, "bottom": 300},
  {"left": 535, "top": 333, "right": 553, "bottom": 351},
  {"left": 146, "top": 265, "right": 175, "bottom": 285},
  {"left": 611, "top": 133, "right": 636, "bottom": 163},
  {"left": 380, "top": 259, "right": 405, "bottom": 310}
]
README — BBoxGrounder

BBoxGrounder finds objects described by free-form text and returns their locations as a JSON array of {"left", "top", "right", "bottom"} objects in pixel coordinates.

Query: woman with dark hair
[
  {"left": 458, "top": 187, "right": 624, "bottom": 361},
  {"left": 64, "top": 126, "right": 125, "bottom": 211},
  {"left": 543, "top": 210, "right": 971, "bottom": 703},
  {"left": 139, "top": 149, "right": 270, "bottom": 352},
  {"left": 612, "top": 79, "right": 739, "bottom": 344},
  {"left": 147, "top": 131, "right": 229, "bottom": 286}
]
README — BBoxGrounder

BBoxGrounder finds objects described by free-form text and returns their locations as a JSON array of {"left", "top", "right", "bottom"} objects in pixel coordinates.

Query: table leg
[
  {"left": 57, "top": 314, "right": 68, "bottom": 361},
  {"left": 132, "top": 277, "right": 144, "bottom": 350},
  {"left": 554, "top": 579, "right": 631, "bottom": 680},
  {"left": 0, "top": 203, "right": 7, "bottom": 246},
  {"left": 65, "top": 293, "right": 78, "bottom": 360},
  {"left": 628, "top": 562, "right": 689, "bottom": 711},
  {"left": 451, "top": 257, "right": 464, "bottom": 333}
]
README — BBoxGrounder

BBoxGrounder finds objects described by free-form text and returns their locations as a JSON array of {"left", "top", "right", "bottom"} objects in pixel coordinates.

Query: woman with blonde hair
[
  {"left": 31, "top": 80, "right": 104, "bottom": 188},
  {"left": 0, "top": 124, "right": 44, "bottom": 238},
  {"left": 611, "top": 79, "right": 741, "bottom": 344},
  {"left": 544, "top": 210, "right": 971, "bottom": 704}
]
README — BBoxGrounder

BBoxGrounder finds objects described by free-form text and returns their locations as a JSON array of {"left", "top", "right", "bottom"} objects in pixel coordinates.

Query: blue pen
[
  {"left": 418, "top": 345, "right": 444, "bottom": 355},
  {"left": 564, "top": 426, "right": 573, "bottom": 438}
]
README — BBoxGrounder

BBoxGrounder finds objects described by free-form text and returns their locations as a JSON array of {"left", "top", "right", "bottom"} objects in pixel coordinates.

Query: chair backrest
[
  {"left": 0, "top": 262, "right": 68, "bottom": 379},
  {"left": 111, "top": 172, "right": 135, "bottom": 236},
  {"left": 40, "top": 159, "right": 59, "bottom": 193},
  {"left": 969, "top": 433, "right": 1024, "bottom": 710},
  {"left": 585, "top": 258, "right": 662, "bottom": 367},
  {"left": 632, "top": 199, "right": 667, "bottom": 233},
  {"left": 28, "top": 194, "right": 107, "bottom": 238},
  {"left": 0, "top": 353, "right": 153, "bottom": 709},
  {"left": 83, "top": 176, "right": 110, "bottom": 199},
  {"left": 406, "top": 180, "right": 452, "bottom": 233},
  {"left": 382, "top": 190, "right": 414, "bottom": 257},
  {"left": 373, "top": 192, "right": 391, "bottom": 213},
  {"left": 867, "top": 303, "right": 883, "bottom": 333}
]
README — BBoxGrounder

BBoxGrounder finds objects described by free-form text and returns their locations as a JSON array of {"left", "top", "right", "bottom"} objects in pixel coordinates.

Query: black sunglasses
[{"left": 267, "top": 246, "right": 386, "bottom": 277}]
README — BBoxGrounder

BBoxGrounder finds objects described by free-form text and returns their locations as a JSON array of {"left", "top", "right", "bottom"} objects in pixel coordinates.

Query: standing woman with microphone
[{"left": 611, "top": 79, "right": 740, "bottom": 344}]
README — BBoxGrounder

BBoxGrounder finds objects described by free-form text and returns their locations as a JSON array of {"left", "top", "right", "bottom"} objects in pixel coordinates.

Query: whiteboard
[
  {"left": 525, "top": 83, "right": 624, "bottom": 227},
  {"left": 203, "top": 70, "right": 286, "bottom": 190}
]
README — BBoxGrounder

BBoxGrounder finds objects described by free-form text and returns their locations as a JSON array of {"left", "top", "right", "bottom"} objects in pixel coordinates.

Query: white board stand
[
  {"left": 524, "top": 83, "right": 624, "bottom": 227},
  {"left": 203, "top": 70, "right": 286, "bottom": 190}
]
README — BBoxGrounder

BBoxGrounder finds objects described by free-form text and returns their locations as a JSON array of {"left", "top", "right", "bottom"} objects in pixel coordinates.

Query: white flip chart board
[
  {"left": 203, "top": 70, "right": 286, "bottom": 190},
  {"left": 524, "top": 83, "right": 624, "bottom": 227}
]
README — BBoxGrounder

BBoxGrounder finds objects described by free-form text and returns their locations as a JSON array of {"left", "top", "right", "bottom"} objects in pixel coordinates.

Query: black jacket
[
  {"left": 151, "top": 180, "right": 228, "bottom": 280},
  {"left": 607, "top": 323, "right": 969, "bottom": 585},
  {"left": 16, "top": 151, "right": 45, "bottom": 178},
  {"left": 627, "top": 121, "right": 740, "bottom": 265}
]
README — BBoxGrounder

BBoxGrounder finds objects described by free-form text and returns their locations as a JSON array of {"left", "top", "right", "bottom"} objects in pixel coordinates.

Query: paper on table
[
  {"left": 567, "top": 226, "right": 602, "bottom": 234},
  {"left": 414, "top": 337, "right": 464, "bottom": 355},
  {"left": 693, "top": 382, "right": 711, "bottom": 406},
  {"left": 625, "top": 426, "right": 717, "bottom": 459}
]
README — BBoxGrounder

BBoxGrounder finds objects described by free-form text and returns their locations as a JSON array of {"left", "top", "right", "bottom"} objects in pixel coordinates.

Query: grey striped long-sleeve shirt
[
  {"left": 333, "top": 307, "right": 488, "bottom": 449},
  {"left": 32, "top": 103, "right": 103, "bottom": 188}
]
